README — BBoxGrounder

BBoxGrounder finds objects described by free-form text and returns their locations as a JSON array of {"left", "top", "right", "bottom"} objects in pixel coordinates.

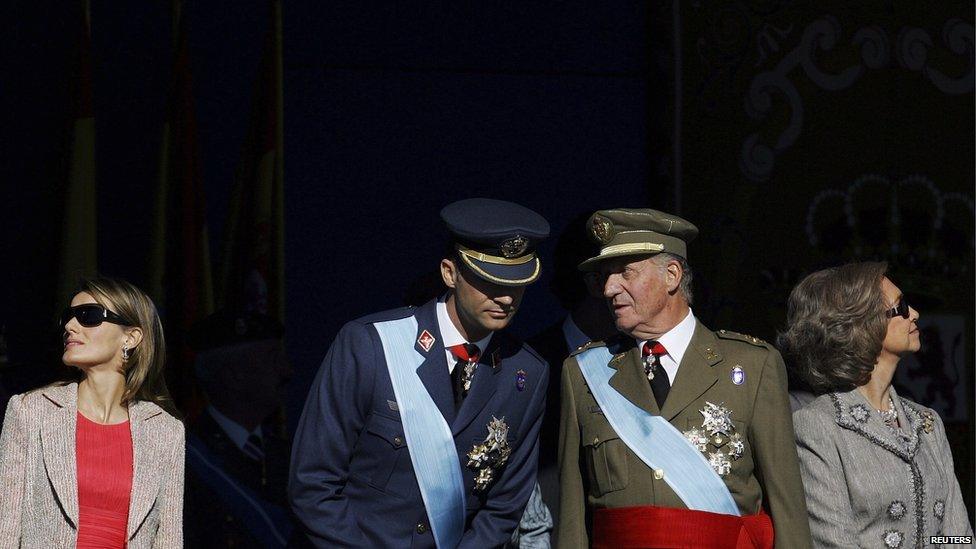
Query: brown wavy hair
[
  {"left": 62, "top": 277, "right": 180, "bottom": 418},
  {"left": 776, "top": 262, "right": 889, "bottom": 393}
]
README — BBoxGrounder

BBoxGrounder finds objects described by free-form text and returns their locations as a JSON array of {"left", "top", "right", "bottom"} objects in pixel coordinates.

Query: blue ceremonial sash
[
  {"left": 185, "top": 434, "right": 292, "bottom": 547},
  {"left": 373, "top": 317, "right": 465, "bottom": 548},
  {"left": 576, "top": 346, "right": 740, "bottom": 515}
]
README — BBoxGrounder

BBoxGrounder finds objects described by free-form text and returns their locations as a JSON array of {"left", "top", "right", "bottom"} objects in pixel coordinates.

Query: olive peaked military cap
[
  {"left": 441, "top": 198, "right": 550, "bottom": 286},
  {"left": 578, "top": 208, "right": 698, "bottom": 271}
]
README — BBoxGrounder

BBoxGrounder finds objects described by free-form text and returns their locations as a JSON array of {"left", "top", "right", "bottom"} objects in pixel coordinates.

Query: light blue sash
[
  {"left": 373, "top": 317, "right": 465, "bottom": 548},
  {"left": 577, "top": 346, "right": 739, "bottom": 515}
]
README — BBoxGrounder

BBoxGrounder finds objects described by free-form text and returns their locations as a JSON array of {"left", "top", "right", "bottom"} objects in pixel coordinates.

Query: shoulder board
[
  {"left": 569, "top": 339, "right": 606, "bottom": 357},
  {"left": 715, "top": 329, "right": 769, "bottom": 348}
]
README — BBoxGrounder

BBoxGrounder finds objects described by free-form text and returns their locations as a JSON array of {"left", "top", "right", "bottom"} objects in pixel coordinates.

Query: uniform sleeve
[
  {"left": 793, "top": 407, "right": 858, "bottom": 548},
  {"left": 932, "top": 411, "right": 974, "bottom": 536},
  {"left": 0, "top": 397, "right": 26, "bottom": 545},
  {"left": 556, "top": 358, "right": 587, "bottom": 548},
  {"left": 512, "top": 482, "right": 553, "bottom": 548},
  {"left": 749, "top": 349, "right": 813, "bottom": 549},
  {"left": 154, "top": 423, "right": 185, "bottom": 548},
  {"left": 459, "top": 360, "right": 549, "bottom": 549},
  {"left": 288, "top": 323, "right": 376, "bottom": 547}
]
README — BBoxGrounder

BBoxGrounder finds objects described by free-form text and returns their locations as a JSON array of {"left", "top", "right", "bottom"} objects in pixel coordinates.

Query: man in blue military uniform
[{"left": 289, "top": 198, "right": 551, "bottom": 547}]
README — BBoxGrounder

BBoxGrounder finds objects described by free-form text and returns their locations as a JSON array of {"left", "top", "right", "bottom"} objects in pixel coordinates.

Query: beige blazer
[{"left": 0, "top": 383, "right": 184, "bottom": 548}]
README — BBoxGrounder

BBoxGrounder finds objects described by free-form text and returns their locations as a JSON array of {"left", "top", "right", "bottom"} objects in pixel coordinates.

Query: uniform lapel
[
  {"left": 451, "top": 336, "right": 503, "bottom": 435},
  {"left": 39, "top": 383, "right": 79, "bottom": 527},
  {"left": 412, "top": 300, "right": 457, "bottom": 424},
  {"left": 607, "top": 339, "right": 659, "bottom": 416},
  {"left": 659, "top": 323, "right": 721, "bottom": 421},
  {"left": 127, "top": 401, "right": 164, "bottom": 539}
]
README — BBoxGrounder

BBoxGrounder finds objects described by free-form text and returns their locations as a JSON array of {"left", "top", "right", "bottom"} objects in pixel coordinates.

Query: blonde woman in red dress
[{"left": 0, "top": 277, "right": 185, "bottom": 548}]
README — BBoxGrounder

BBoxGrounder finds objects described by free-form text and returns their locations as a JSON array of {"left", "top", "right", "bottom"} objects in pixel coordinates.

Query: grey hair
[{"left": 651, "top": 253, "right": 694, "bottom": 305}]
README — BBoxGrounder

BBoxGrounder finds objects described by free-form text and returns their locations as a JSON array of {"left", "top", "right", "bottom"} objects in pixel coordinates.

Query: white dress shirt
[
  {"left": 436, "top": 299, "right": 493, "bottom": 373},
  {"left": 637, "top": 308, "right": 696, "bottom": 384}
]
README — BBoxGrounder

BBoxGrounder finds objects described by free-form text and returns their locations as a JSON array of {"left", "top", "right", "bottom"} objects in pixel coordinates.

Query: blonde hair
[{"left": 74, "top": 277, "right": 180, "bottom": 418}]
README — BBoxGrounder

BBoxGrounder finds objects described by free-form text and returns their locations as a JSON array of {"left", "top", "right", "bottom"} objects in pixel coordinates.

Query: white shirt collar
[
  {"left": 638, "top": 308, "right": 696, "bottom": 379},
  {"left": 437, "top": 297, "right": 493, "bottom": 372},
  {"left": 561, "top": 314, "right": 590, "bottom": 350},
  {"left": 207, "top": 405, "right": 262, "bottom": 452}
]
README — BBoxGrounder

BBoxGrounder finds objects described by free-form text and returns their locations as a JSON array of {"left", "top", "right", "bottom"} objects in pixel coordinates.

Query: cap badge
[
  {"left": 590, "top": 216, "right": 614, "bottom": 244},
  {"left": 500, "top": 235, "right": 529, "bottom": 258},
  {"left": 417, "top": 330, "right": 436, "bottom": 352}
]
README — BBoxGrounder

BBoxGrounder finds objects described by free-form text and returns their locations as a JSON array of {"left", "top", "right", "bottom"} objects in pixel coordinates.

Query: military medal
[
  {"left": 643, "top": 355, "right": 657, "bottom": 381},
  {"left": 462, "top": 361, "right": 478, "bottom": 392},
  {"left": 516, "top": 369, "right": 526, "bottom": 391},
  {"left": 683, "top": 402, "right": 743, "bottom": 477},
  {"left": 467, "top": 417, "right": 512, "bottom": 492}
]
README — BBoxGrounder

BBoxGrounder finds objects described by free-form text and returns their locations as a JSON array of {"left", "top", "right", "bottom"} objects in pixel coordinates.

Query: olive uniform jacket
[
  {"left": 557, "top": 321, "right": 812, "bottom": 548},
  {"left": 0, "top": 383, "right": 184, "bottom": 548}
]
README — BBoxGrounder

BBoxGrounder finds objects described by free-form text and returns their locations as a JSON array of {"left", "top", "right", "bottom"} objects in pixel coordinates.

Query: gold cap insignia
[
  {"left": 590, "top": 215, "right": 614, "bottom": 244},
  {"left": 499, "top": 235, "right": 529, "bottom": 258}
]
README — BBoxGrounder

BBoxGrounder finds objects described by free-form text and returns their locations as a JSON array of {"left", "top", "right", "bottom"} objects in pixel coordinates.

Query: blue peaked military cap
[{"left": 440, "top": 198, "right": 550, "bottom": 286}]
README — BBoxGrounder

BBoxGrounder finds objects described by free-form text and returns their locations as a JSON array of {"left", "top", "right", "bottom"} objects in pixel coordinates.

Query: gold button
[
  {"left": 416, "top": 522, "right": 428, "bottom": 534},
  {"left": 654, "top": 468, "right": 665, "bottom": 480},
  {"left": 593, "top": 437, "right": 600, "bottom": 445}
]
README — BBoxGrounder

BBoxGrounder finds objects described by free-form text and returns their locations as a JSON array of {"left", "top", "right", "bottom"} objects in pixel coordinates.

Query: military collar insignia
[
  {"left": 682, "top": 401, "right": 743, "bottom": 477},
  {"left": 499, "top": 235, "right": 529, "bottom": 258},
  {"left": 417, "top": 330, "right": 436, "bottom": 352},
  {"left": 467, "top": 416, "right": 512, "bottom": 492}
]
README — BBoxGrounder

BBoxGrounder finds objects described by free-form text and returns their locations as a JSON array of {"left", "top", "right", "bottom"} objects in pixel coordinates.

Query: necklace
[{"left": 877, "top": 395, "right": 898, "bottom": 428}]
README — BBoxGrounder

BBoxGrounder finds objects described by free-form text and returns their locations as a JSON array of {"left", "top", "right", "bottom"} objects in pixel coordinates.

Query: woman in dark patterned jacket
[{"left": 781, "top": 262, "right": 972, "bottom": 548}]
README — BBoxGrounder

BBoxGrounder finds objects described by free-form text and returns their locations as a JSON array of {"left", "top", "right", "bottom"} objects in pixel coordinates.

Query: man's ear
[
  {"left": 665, "top": 260, "right": 682, "bottom": 293},
  {"left": 440, "top": 258, "right": 459, "bottom": 289}
]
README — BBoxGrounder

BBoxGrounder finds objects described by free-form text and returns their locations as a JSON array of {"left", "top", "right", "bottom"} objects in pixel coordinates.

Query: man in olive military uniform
[{"left": 558, "top": 209, "right": 811, "bottom": 548}]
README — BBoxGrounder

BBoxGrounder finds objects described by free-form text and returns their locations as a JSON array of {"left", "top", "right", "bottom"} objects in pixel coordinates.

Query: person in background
[
  {"left": 559, "top": 208, "right": 811, "bottom": 548},
  {"left": 184, "top": 310, "right": 305, "bottom": 547},
  {"left": 782, "top": 262, "right": 973, "bottom": 547},
  {"left": 289, "top": 198, "right": 550, "bottom": 548},
  {"left": 0, "top": 277, "right": 184, "bottom": 548},
  {"left": 525, "top": 212, "right": 617, "bottom": 541}
]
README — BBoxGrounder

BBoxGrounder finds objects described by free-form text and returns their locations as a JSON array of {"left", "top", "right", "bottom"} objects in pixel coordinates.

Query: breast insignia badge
[
  {"left": 682, "top": 401, "right": 743, "bottom": 476},
  {"left": 467, "top": 417, "right": 512, "bottom": 492}
]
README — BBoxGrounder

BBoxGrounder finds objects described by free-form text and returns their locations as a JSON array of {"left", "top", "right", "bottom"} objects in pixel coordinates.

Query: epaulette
[
  {"left": 715, "top": 329, "right": 769, "bottom": 348},
  {"left": 570, "top": 339, "right": 606, "bottom": 357}
]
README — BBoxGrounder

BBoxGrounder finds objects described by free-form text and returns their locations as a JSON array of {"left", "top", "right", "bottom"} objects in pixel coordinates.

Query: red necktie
[{"left": 642, "top": 341, "right": 670, "bottom": 408}]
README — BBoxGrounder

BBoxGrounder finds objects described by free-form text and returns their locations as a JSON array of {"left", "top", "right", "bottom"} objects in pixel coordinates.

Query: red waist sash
[{"left": 593, "top": 505, "right": 774, "bottom": 549}]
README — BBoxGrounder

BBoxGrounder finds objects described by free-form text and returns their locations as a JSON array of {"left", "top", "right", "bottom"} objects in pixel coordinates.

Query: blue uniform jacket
[{"left": 289, "top": 299, "right": 548, "bottom": 548}]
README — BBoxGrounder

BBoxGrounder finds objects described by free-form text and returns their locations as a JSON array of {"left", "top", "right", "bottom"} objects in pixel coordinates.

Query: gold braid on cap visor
[
  {"left": 598, "top": 242, "right": 665, "bottom": 256},
  {"left": 458, "top": 252, "right": 541, "bottom": 285},
  {"left": 455, "top": 243, "right": 536, "bottom": 265}
]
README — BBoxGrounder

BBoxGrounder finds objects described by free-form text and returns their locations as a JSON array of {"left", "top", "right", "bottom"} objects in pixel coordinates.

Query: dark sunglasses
[
  {"left": 60, "top": 304, "right": 133, "bottom": 328},
  {"left": 884, "top": 297, "right": 911, "bottom": 319}
]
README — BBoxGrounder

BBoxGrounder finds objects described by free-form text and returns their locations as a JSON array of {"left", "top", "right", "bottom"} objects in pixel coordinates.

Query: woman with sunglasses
[
  {"left": 0, "top": 277, "right": 184, "bottom": 548},
  {"left": 779, "top": 262, "right": 972, "bottom": 547}
]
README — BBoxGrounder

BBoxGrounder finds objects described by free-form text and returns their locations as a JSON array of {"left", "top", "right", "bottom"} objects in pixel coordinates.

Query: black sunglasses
[
  {"left": 61, "top": 304, "right": 133, "bottom": 328},
  {"left": 884, "top": 297, "right": 911, "bottom": 319}
]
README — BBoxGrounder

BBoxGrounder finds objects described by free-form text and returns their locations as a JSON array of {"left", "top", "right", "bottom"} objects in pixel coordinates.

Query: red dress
[{"left": 76, "top": 412, "right": 133, "bottom": 549}]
